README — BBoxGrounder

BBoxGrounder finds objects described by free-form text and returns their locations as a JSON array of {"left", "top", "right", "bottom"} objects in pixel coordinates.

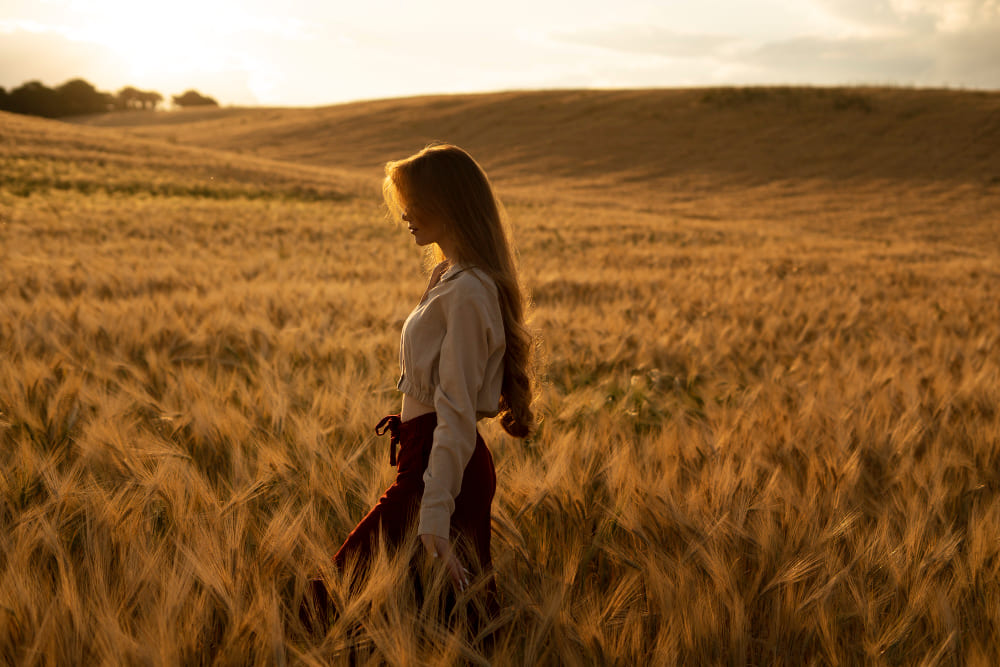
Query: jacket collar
[{"left": 440, "top": 262, "right": 472, "bottom": 282}]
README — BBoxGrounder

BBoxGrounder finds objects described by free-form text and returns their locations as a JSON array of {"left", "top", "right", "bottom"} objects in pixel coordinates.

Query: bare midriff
[{"left": 401, "top": 393, "right": 435, "bottom": 423}]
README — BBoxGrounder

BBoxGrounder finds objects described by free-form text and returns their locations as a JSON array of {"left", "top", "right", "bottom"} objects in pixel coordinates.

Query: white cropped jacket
[{"left": 397, "top": 263, "right": 505, "bottom": 539}]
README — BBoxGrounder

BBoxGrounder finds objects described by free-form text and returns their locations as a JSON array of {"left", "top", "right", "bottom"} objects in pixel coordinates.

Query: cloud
[
  {"left": 745, "top": 0, "right": 1000, "bottom": 87},
  {"left": 0, "top": 26, "right": 121, "bottom": 90},
  {"left": 746, "top": 36, "right": 935, "bottom": 85},
  {"left": 547, "top": 1, "right": 1000, "bottom": 89},
  {"left": 554, "top": 25, "right": 738, "bottom": 59},
  {"left": 819, "top": 0, "right": 1000, "bottom": 33}
]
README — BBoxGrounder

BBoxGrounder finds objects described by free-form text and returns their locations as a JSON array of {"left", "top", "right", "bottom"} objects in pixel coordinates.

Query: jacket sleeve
[{"left": 417, "top": 282, "right": 497, "bottom": 539}]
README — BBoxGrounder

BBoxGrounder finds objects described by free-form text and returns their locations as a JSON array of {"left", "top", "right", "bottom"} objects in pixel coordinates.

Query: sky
[{"left": 1, "top": 0, "right": 998, "bottom": 107}]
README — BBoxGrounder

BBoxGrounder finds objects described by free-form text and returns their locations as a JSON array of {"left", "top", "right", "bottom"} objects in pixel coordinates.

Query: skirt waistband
[{"left": 375, "top": 412, "right": 438, "bottom": 466}]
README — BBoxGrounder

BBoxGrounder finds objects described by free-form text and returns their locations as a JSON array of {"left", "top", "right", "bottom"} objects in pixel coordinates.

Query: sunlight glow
[
  {"left": 66, "top": 1, "right": 244, "bottom": 79},
  {"left": 1, "top": 0, "right": 997, "bottom": 106}
]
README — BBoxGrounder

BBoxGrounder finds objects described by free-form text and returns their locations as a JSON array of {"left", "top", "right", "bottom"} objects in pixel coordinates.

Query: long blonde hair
[{"left": 383, "top": 143, "right": 535, "bottom": 438}]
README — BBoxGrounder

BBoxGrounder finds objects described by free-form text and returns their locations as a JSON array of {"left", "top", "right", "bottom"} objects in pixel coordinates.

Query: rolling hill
[
  {"left": 72, "top": 87, "right": 1000, "bottom": 190},
  {"left": 2, "top": 109, "right": 367, "bottom": 202},
  {"left": 59, "top": 87, "right": 1000, "bottom": 253}
]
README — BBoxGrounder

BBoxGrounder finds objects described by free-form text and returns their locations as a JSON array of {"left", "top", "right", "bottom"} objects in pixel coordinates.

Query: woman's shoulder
[
  {"left": 436, "top": 265, "right": 500, "bottom": 314},
  {"left": 447, "top": 265, "right": 498, "bottom": 298}
]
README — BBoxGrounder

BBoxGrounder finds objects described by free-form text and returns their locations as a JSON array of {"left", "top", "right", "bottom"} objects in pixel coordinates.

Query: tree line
[{"left": 0, "top": 78, "right": 219, "bottom": 118}]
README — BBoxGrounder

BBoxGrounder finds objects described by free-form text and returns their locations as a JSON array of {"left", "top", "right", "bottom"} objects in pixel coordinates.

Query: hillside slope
[
  {"left": 2, "top": 111, "right": 365, "bottom": 201},
  {"left": 73, "top": 87, "right": 1000, "bottom": 190}
]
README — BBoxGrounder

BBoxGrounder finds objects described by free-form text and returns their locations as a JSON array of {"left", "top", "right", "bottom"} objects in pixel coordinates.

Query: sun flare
[{"left": 67, "top": 0, "right": 245, "bottom": 82}]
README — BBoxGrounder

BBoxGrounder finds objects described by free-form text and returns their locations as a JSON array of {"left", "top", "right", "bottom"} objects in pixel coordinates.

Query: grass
[{"left": 2, "top": 88, "right": 1000, "bottom": 664}]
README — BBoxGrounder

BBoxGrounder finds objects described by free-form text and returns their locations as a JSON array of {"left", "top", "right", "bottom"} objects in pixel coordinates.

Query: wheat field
[{"left": 2, "top": 88, "right": 1000, "bottom": 665}]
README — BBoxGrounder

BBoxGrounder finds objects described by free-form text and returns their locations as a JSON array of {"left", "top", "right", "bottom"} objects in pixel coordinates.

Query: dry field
[{"left": 2, "top": 87, "right": 1000, "bottom": 665}]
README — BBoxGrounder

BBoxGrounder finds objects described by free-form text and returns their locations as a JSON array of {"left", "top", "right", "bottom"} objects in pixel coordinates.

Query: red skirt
[
  {"left": 334, "top": 412, "right": 496, "bottom": 577},
  {"left": 299, "top": 413, "right": 499, "bottom": 637}
]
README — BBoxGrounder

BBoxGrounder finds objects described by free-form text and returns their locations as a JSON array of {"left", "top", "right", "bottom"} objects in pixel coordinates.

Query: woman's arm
[
  {"left": 418, "top": 288, "right": 494, "bottom": 538},
  {"left": 417, "top": 278, "right": 500, "bottom": 586}
]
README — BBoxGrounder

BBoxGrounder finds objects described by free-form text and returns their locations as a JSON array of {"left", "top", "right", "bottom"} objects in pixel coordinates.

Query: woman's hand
[{"left": 419, "top": 533, "right": 470, "bottom": 592}]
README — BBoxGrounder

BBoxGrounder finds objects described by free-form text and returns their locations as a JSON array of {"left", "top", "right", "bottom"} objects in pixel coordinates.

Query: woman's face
[{"left": 402, "top": 207, "right": 449, "bottom": 248}]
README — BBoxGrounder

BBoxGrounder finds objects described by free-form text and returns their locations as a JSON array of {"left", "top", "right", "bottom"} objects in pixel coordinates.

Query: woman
[{"left": 330, "top": 144, "right": 534, "bottom": 605}]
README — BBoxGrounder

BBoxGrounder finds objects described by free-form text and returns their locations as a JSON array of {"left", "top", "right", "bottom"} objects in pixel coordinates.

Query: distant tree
[
  {"left": 172, "top": 90, "right": 218, "bottom": 107},
  {"left": 116, "top": 86, "right": 142, "bottom": 110},
  {"left": 116, "top": 86, "right": 164, "bottom": 110},
  {"left": 55, "top": 78, "right": 112, "bottom": 116},
  {"left": 139, "top": 90, "right": 163, "bottom": 110},
  {"left": 7, "top": 80, "right": 60, "bottom": 117},
  {"left": 3, "top": 77, "right": 165, "bottom": 118}
]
